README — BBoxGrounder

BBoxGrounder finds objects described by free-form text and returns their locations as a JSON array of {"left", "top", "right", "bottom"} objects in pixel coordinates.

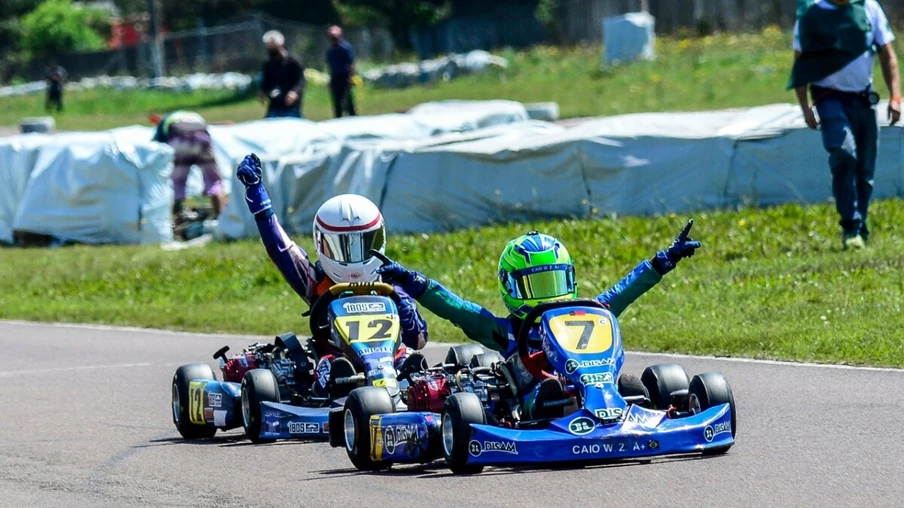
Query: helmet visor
[
  {"left": 318, "top": 226, "right": 385, "bottom": 264},
  {"left": 506, "top": 264, "right": 575, "bottom": 300}
]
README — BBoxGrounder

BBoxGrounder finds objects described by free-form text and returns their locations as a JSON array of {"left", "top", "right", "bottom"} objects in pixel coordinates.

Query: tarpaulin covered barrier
[{"left": 3, "top": 100, "right": 903, "bottom": 245}]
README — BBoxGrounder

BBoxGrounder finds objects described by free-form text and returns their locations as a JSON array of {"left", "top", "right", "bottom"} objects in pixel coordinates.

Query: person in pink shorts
[{"left": 152, "top": 110, "right": 225, "bottom": 218}]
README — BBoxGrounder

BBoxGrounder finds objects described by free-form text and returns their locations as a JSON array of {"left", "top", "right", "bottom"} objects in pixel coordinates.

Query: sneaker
[{"left": 843, "top": 234, "right": 866, "bottom": 250}]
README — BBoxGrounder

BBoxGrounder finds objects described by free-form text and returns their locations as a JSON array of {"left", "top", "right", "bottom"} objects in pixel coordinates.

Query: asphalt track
[{"left": 2, "top": 321, "right": 903, "bottom": 508}]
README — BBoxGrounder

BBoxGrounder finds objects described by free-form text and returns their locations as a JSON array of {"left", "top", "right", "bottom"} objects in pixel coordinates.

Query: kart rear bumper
[{"left": 258, "top": 401, "right": 332, "bottom": 440}]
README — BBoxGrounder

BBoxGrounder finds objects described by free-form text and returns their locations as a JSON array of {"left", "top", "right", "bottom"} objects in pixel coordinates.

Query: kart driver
[
  {"left": 373, "top": 222, "right": 700, "bottom": 419},
  {"left": 234, "top": 154, "right": 429, "bottom": 381}
]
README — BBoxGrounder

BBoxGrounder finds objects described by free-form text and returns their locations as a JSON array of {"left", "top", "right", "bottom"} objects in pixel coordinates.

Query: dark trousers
[
  {"left": 330, "top": 77, "right": 356, "bottom": 118},
  {"left": 813, "top": 89, "right": 878, "bottom": 239},
  {"left": 46, "top": 89, "right": 63, "bottom": 112}
]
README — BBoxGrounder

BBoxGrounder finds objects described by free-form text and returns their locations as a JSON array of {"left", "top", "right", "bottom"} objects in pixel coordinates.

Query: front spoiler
[
  {"left": 466, "top": 403, "right": 734, "bottom": 465},
  {"left": 258, "top": 401, "right": 334, "bottom": 440},
  {"left": 366, "top": 403, "right": 734, "bottom": 467}
]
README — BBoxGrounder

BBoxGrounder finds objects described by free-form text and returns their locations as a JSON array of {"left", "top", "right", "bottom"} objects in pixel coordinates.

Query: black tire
[
  {"left": 617, "top": 373, "right": 650, "bottom": 403},
  {"left": 442, "top": 393, "right": 487, "bottom": 475},
  {"left": 469, "top": 351, "right": 506, "bottom": 369},
  {"left": 172, "top": 363, "right": 218, "bottom": 439},
  {"left": 344, "top": 387, "right": 396, "bottom": 471},
  {"left": 445, "top": 344, "right": 487, "bottom": 368},
  {"left": 689, "top": 372, "right": 737, "bottom": 455},
  {"left": 641, "top": 364, "right": 690, "bottom": 410},
  {"left": 241, "top": 369, "right": 281, "bottom": 444}
]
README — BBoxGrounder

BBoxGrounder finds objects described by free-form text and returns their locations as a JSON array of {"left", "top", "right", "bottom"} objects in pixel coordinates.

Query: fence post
[
  {"left": 639, "top": 0, "right": 649, "bottom": 12},
  {"left": 146, "top": 0, "right": 165, "bottom": 77}
]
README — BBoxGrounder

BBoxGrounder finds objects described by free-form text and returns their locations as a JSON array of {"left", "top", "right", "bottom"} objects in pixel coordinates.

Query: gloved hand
[
  {"left": 371, "top": 250, "right": 429, "bottom": 299},
  {"left": 652, "top": 219, "right": 702, "bottom": 275},
  {"left": 236, "top": 154, "right": 271, "bottom": 218}
]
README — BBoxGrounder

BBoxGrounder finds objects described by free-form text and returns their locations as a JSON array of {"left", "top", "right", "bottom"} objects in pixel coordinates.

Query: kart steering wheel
[
  {"left": 516, "top": 298, "right": 610, "bottom": 381},
  {"left": 308, "top": 282, "right": 403, "bottom": 337}
]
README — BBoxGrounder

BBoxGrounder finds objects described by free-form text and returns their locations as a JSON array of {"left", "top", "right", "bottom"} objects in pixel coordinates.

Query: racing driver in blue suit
[
  {"left": 372, "top": 222, "right": 700, "bottom": 419},
  {"left": 234, "top": 154, "right": 429, "bottom": 390}
]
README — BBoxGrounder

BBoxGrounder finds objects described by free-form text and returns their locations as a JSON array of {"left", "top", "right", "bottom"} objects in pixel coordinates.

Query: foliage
[{"left": 20, "top": 0, "right": 108, "bottom": 59}]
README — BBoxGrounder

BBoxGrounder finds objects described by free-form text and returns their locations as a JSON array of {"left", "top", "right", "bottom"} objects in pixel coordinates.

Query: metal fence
[{"left": 8, "top": 15, "right": 394, "bottom": 83}]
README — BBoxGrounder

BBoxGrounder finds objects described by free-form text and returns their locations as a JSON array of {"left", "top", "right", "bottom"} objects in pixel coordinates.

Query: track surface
[{"left": 1, "top": 321, "right": 902, "bottom": 508}]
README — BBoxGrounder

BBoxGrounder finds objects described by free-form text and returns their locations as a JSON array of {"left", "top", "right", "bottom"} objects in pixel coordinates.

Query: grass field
[
  {"left": 0, "top": 27, "right": 802, "bottom": 131},
  {"left": 2, "top": 199, "right": 903, "bottom": 367}
]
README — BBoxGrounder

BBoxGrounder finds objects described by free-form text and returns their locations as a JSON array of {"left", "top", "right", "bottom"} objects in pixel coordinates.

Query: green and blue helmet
[{"left": 497, "top": 231, "right": 577, "bottom": 319}]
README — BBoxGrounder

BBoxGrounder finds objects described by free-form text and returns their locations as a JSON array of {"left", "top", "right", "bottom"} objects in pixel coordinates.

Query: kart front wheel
[
  {"left": 442, "top": 392, "right": 487, "bottom": 475},
  {"left": 241, "top": 369, "right": 280, "bottom": 444},
  {"left": 172, "top": 363, "right": 217, "bottom": 439},
  {"left": 344, "top": 387, "right": 395, "bottom": 471},
  {"left": 688, "top": 372, "right": 737, "bottom": 455},
  {"left": 641, "top": 364, "right": 690, "bottom": 410}
]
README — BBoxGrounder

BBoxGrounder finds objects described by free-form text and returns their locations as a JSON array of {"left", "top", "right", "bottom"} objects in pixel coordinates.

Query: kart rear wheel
[
  {"left": 689, "top": 372, "right": 737, "bottom": 455},
  {"left": 442, "top": 392, "right": 487, "bottom": 475},
  {"left": 617, "top": 373, "right": 650, "bottom": 405},
  {"left": 344, "top": 387, "right": 396, "bottom": 471},
  {"left": 241, "top": 369, "right": 280, "bottom": 444},
  {"left": 641, "top": 364, "right": 690, "bottom": 410},
  {"left": 172, "top": 363, "right": 217, "bottom": 439},
  {"left": 445, "top": 344, "right": 487, "bottom": 368},
  {"left": 469, "top": 351, "right": 505, "bottom": 369}
]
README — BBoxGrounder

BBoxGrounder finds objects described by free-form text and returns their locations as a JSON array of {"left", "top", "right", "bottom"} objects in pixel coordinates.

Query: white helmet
[{"left": 313, "top": 194, "right": 386, "bottom": 283}]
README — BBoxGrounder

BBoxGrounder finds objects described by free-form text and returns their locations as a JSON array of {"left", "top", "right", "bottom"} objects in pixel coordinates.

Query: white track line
[
  {"left": 2, "top": 319, "right": 902, "bottom": 374},
  {"left": 0, "top": 363, "right": 153, "bottom": 377}
]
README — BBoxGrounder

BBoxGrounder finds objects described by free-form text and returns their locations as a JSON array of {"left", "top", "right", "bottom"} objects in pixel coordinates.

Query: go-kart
[
  {"left": 339, "top": 299, "right": 737, "bottom": 474},
  {"left": 170, "top": 282, "right": 411, "bottom": 443}
]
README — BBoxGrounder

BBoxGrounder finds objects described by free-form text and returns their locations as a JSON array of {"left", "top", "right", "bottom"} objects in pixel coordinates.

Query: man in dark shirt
[
  {"left": 326, "top": 25, "right": 357, "bottom": 118},
  {"left": 45, "top": 64, "right": 66, "bottom": 112},
  {"left": 259, "top": 30, "right": 306, "bottom": 119}
]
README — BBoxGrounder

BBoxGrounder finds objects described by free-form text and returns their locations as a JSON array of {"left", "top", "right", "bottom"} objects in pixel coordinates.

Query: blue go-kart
[{"left": 338, "top": 298, "right": 737, "bottom": 474}]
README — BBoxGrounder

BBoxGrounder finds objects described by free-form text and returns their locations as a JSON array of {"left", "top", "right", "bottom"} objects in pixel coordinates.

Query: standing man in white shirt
[{"left": 789, "top": 0, "right": 901, "bottom": 250}]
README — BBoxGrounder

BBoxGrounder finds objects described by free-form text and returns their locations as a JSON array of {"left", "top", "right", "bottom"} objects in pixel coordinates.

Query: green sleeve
[
  {"left": 596, "top": 260, "right": 663, "bottom": 318},
  {"left": 416, "top": 281, "right": 511, "bottom": 352}
]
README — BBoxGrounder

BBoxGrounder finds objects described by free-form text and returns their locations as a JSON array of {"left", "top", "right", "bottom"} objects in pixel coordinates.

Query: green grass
[
  {"left": 3, "top": 199, "right": 904, "bottom": 367},
  {"left": 0, "top": 27, "right": 806, "bottom": 131}
]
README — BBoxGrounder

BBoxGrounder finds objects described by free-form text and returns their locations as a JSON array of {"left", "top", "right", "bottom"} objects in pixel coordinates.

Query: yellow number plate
[
  {"left": 373, "top": 378, "right": 398, "bottom": 389},
  {"left": 547, "top": 313, "right": 613, "bottom": 354},
  {"left": 188, "top": 380, "right": 207, "bottom": 425},
  {"left": 335, "top": 315, "right": 400, "bottom": 344}
]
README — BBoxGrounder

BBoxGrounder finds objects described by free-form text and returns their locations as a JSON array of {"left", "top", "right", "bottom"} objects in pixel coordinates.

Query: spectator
[
  {"left": 326, "top": 25, "right": 357, "bottom": 118},
  {"left": 45, "top": 64, "right": 66, "bottom": 112},
  {"left": 259, "top": 30, "right": 306, "bottom": 118},
  {"left": 789, "top": 0, "right": 900, "bottom": 250},
  {"left": 151, "top": 110, "right": 225, "bottom": 220}
]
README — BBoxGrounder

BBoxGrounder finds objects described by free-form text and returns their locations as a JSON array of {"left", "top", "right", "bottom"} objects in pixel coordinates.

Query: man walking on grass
[
  {"left": 789, "top": 0, "right": 901, "bottom": 250},
  {"left": 326, "top": 25, "right": 357, "bottom": 118}
]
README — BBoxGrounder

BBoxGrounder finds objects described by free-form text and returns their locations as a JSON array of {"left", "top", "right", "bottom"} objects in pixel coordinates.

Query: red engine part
[
  {"left": 407, "top": 374, "right": 452, "bottom": 413},
  {"left": 222, "top": 352, "right": 258, "bottom": 383}
]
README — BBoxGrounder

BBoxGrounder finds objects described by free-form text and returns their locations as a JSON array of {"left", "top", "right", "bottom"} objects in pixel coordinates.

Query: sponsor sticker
[
  {"left": 213, "top": 410, "right": 227, "bottom": 427},
  {"left": 580, "top": 373, "right": 614, "bottom": 385},
  {"left": 288, "top": 422, "right": 323, "bottom": 435},
  {"left": 385, "top": 424, "right": 418, "bottom": 455},
  {"left": 594, "top": 407, "right": 624, "bottom": 422},
  {"left": 704, "top": 421, "right": 732, "bottom": 442},
  {"left": 207, "top": 392, "right": 222, "bottom": 408},
  {"left": 468, "top": 440, "right": 518, "bottom": 457},
  {"left": 343, "top": 302, "right": 387, "bottom": 314},
  {"left": 316, "top": 358, "right": 331, "bottom": 388},
  {"left": 568, "top": 416, "right": 596, "bottom": 436},
  {"left": 565, "top": 358, "right": 615, "bottom": 374}
]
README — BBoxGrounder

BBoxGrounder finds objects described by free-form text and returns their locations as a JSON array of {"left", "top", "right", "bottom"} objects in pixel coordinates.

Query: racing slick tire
[
  {"left": 689, "top": 372, "right": 737, "bottom": 455},
  {"left": 641, "top": 364, "right": 690, "bottom": 410},
  {"left": 241, "top": 369, "right": 281, "bottom": 444},
  {"left": 469, "top": 351, "right": 506, "bottom": 369},
  {"left": 445, "top": 344, "right": 487, "bottom": 369},
  {"left": 172, "top": 363, "right": 218, "bottom": 439},
  {"left": 617, "top": 373, "right": 650, "bottom": 406},
  {"left": 441, "top": 392, "right": 487, "bottom": 475},
  {"left": 344, "top": 387, "right": 396, "bottom": 471}
]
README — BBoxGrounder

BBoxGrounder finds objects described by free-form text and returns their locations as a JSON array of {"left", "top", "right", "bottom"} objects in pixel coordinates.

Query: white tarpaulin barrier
[
  {"left": 4, "top": 99, "right": 903, "bottom": 244},
  {"left": 0, "top": 131, "right": 173, "bottom": 244}
]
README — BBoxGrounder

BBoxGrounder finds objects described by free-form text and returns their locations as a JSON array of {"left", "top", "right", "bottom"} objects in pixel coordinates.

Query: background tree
[{"left": 21, "top": 0, "right": 109, "bottom": 59}]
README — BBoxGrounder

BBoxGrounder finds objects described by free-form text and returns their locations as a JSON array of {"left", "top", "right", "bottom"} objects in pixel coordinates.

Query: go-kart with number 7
[{"left": 340, "top": 299, "right": 737, "bottom": 473}]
